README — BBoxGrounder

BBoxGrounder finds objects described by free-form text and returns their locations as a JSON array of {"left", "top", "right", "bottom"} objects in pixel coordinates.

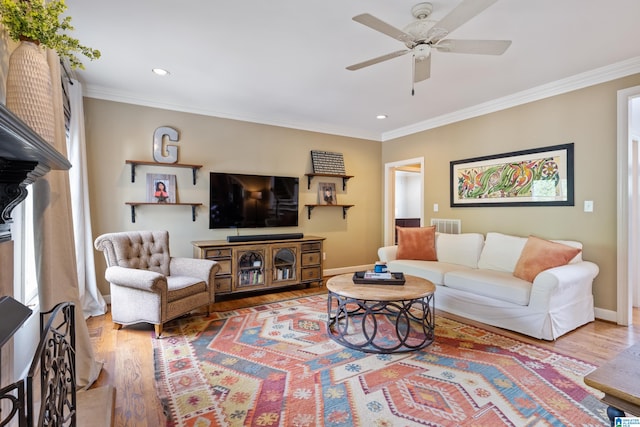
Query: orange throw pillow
[
  {"left": 396, "top": 226, "right": 437, "bottom": 261},
  {"left": 513, "top": 236, "right": 582, "bottom": 282}
]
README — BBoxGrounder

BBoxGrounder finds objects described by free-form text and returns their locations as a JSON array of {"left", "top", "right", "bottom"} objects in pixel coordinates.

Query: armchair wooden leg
[
  {"left": 154, "top": 324, "right": 163, "bottom": 339},
  {"left": 113, "top": 322, "right": 122, "bottom": 330}
]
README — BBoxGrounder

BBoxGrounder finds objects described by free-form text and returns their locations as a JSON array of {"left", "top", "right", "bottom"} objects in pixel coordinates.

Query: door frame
[
  {"left": 616, "top": 85, "right": 640, "bottom": 326},
  {"left": 383, "top": 157, "right": 424, "bottom": 247}
]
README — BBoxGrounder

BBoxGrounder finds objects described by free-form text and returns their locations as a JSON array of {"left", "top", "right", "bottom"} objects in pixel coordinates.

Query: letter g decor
[{"left": 153, "top": 126, "right": 179, "bottom": 164}]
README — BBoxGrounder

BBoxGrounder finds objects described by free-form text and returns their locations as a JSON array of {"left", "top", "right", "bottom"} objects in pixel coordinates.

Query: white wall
[{"left": 395, "top": 171, "right": 421, "bottom": 218}]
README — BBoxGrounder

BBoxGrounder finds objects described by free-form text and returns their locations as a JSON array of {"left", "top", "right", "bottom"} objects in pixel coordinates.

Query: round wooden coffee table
[{"left": 326, "top": 273, "right": 435, "bottom": 353}]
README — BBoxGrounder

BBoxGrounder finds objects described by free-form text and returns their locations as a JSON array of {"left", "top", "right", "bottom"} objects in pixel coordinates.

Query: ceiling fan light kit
[{"left": 346, "top": 0, "right": 511, "bottom": 94}]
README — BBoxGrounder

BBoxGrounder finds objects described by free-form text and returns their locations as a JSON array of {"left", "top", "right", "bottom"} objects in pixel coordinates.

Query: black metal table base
[{"left": 327, "top": 291, "right": 435, "bottom": 353}]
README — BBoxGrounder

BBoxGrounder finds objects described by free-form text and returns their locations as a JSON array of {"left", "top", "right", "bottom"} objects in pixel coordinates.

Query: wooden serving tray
[{"left": 352, "top": 271, "right": 406, "bottom": 285}]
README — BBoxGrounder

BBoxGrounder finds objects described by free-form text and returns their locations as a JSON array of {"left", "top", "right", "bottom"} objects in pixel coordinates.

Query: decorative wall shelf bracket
[
  {"left": 305, "top": 204, "right": 353, "bottom": 219},
  {"left": 125, "top": 202, "right": 202, "bottom": 223},
  {"left": 305, "top": 173, "right": 353, "bottom": 190},
  {"left": 125, "top": 160, "right": 202, "bottom": 184}
]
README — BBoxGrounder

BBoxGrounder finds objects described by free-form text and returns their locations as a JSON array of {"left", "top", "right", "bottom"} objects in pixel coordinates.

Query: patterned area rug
[{"left": 153, "top": 294, "right": 607, "bottom": 426}]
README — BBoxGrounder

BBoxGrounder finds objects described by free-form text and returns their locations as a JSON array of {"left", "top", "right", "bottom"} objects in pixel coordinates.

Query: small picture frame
[
  {"left": 318, "top": 182, "right": 337, "bottom": 205},
  {"left": 146, "top": 173, "right": 177, "bottom": 203}
]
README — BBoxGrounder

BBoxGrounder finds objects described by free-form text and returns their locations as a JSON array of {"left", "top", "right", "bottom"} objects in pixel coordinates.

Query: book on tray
[{"left": 363, "top": 271, "right": 392, "bottom": 280}]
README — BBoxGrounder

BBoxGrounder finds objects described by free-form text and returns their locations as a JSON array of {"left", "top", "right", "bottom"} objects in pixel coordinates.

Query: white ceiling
[{"left": 64, "top": 0, "right": 640, "bottom": 141}]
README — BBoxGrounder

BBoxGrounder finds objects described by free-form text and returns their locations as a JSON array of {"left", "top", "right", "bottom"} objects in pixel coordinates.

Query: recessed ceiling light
[
  {"left": 152, "top": 68, "right": 170, "bottom": 76},
  {"left": 376, "top": 114, "right": 388, "bottom": 120}
]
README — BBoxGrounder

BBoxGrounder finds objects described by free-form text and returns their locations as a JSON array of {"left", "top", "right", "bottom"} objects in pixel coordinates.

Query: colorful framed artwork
[
  {"left": 450, "top": 143, "right": 574, "bottom": 207},
  {"left": 146, "top": 173, "right": 177, "bottom": 203}
]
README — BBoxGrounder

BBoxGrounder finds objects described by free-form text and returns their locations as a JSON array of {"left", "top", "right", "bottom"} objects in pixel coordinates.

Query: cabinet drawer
[
  {"left": 205, "top": 247, "right": 232, "bottom": 258},
  {"left": 214, "top": 276, "right": 232, "bottom": 293},
  {"left": 215, "top": 259, "right": 232, "bottom": 275},
  {"left": 301, "top": 242, "right": 321, "bottom": 252},
  {"left": 301, "top": 252, "right": 320, "bottom": 266},
  {"left": 301, "top": 267, "right": 321, "bottom": 281}
]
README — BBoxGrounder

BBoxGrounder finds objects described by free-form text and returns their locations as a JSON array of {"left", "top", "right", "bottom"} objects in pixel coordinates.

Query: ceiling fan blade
[
  {"left": 435, "top": 39, "right": 511, "bottom": 55},
  {"left": 346, "top": 49, "right": 409, "bottom": 71},
  {"left": 352, "top": 13, "right": 415, "bottom": 45},
  {"left": 426, "top": 0, "right": 498, "bottom": 43},
  {"left": 413, "top": 54, "right": 431, "bottom": 82}
]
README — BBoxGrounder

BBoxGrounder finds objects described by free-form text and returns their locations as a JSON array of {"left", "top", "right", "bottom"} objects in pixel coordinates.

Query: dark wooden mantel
[{"left": 0, "top": 103, "right": 71, "bottom": 242}]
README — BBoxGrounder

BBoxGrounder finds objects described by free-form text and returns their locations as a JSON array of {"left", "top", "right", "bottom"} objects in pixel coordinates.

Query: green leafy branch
[{"left": 0, "top": 0, "right": 100, "bottom": 69}]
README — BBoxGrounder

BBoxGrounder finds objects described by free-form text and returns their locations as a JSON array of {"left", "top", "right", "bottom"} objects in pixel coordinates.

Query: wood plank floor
[{"left": 86, "top": 283, "right": 640, "bottom": 427}]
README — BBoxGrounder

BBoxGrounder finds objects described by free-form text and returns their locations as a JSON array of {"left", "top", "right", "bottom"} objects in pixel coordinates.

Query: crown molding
[
  {"left": 382, "top": 56, "right": 640, "bottom": 141},
  {"left": 82, "top": 86, "right": 380, "bottom": 141},
  {"left": 82, "top": 56, "right": 640, "bottom": 143}
]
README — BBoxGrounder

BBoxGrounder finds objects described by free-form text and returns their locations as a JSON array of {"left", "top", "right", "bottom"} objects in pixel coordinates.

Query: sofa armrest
[
  {"left": 378, "top": 245, "right": 398, "bottom": 262},
  {"left": 170, "top": 257, "right": 220, "bottom": 285},
  {"left": 529, "top": 261, "right": 599, "bottom": 310},
  {"left": 105, "top": 266, "right": 167, "bottom": 293}
]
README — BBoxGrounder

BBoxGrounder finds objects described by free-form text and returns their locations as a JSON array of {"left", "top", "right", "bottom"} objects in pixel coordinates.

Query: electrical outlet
[
  {"left": 433, "top": 203, "right": 439, "bottom": 212},
  {"left": 323, "top": 252, "right": 326, "bottom": 260}
]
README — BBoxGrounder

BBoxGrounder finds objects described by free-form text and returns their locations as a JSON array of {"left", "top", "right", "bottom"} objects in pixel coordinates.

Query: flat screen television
[{"left": 209, "top": 172, "right": 299, "bottom": 229}]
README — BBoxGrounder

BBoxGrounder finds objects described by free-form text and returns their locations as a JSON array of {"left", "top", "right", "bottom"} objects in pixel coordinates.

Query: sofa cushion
[
  {"left": 436, "top": 232, "right": 484, "bottom": 268},
  {"left": 396, "top": 226, "right": 437, "bottom": 261},
  {"left": 513, "top": 236, "right": 582, "bottom": 282},
  {"left": 444, "top": 269, "right": 532, "bottom": 306},
  {"left": 477, "top": 232, "right": 528, "bottom": 273},
  {"left": 387, "top": 259, "right": 473, "bottom": 286},
  {"left": 166, "top": 276, "right": 207, "bottom": 302}
]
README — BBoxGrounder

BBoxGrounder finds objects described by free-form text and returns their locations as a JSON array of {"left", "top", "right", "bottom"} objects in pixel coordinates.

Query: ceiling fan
[{"left": 346, "top": 0, "right": 511, "bottom": 93}]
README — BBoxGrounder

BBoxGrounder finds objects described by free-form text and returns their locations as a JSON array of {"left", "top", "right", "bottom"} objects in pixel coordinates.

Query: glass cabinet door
[
  {"left": 272, "top": 247, "right": 296, "bottom": 283},
  {"left": 237, "top": 250, "right": 265, "bottom": 287}
]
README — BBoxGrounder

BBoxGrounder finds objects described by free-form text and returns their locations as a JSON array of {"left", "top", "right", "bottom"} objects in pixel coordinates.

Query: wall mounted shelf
[
  {"left": 125, "top": 160, "right": 202, "bottom": 184},
  {"left": 305, "top": 173, "right": 353, "bottom": 190},
  {"left": 125, "top": 202, "right": 202, "bottom": 223},
  {"left": 304, "top": 204, "right": 353, "bottom": 219}
]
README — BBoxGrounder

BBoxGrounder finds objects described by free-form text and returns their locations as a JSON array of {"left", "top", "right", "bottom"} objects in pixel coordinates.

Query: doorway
[
  {"left": 616, "top": 86, "right": 640, "bottom": 326},
  {"left": 384, "top": 157, "right": 425, "bottom": 246}
]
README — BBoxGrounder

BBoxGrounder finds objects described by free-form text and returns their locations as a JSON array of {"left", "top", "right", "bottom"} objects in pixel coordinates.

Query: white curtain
[{"left": 67, "top": 78, "right": 107, "bottom": 318}]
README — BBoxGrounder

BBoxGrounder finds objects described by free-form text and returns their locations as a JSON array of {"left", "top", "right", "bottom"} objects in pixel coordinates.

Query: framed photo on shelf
[
  {"left": 146, "top": 173, "right": 177, "bottom": 203},
  {"left": 318, "top": 182, "right": 337, "bottom": 205}
]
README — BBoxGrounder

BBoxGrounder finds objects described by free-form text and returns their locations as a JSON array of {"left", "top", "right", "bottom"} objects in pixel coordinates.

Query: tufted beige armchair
[{"left": 94, "top": 230, "right": 220, "bottom": 337}]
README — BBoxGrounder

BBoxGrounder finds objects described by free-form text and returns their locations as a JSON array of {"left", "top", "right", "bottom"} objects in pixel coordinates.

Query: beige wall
[
  {"left": 84, "top": 99, "right": 383, "bottom": 297},
  {"left": 383, "top": 73, "right": 640, "bottom": 312}
]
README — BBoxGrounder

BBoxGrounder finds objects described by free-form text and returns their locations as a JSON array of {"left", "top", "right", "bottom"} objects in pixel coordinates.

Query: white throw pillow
[
  {"left": 477, "top": 232, "right": 528, "bottom": 272},
  {"left": 436, "top": 232, "right": 485, "bottom": 268}
]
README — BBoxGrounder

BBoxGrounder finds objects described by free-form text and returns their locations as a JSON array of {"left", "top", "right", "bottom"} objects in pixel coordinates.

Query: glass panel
[
  {"left": 238, "top": 251, "right": 264, "bottom": 286},
  {"left": 273, "top": 248, "right": 296, "bottom": 281}
]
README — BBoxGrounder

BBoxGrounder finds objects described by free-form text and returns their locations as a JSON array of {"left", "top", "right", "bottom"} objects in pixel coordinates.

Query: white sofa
[{"left": 377, "top": 232, "right": 599, "bottom": 340}]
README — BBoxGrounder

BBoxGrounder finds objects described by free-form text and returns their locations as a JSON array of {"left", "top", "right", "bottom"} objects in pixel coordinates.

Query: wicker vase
[{"left": 6, "top": 39, "right": 56, "bottom": 144}]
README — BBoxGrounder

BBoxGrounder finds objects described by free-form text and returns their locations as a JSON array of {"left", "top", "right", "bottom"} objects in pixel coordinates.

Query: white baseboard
[{"left": 594, "top": 307, "right": 617, "bottom": 323}]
